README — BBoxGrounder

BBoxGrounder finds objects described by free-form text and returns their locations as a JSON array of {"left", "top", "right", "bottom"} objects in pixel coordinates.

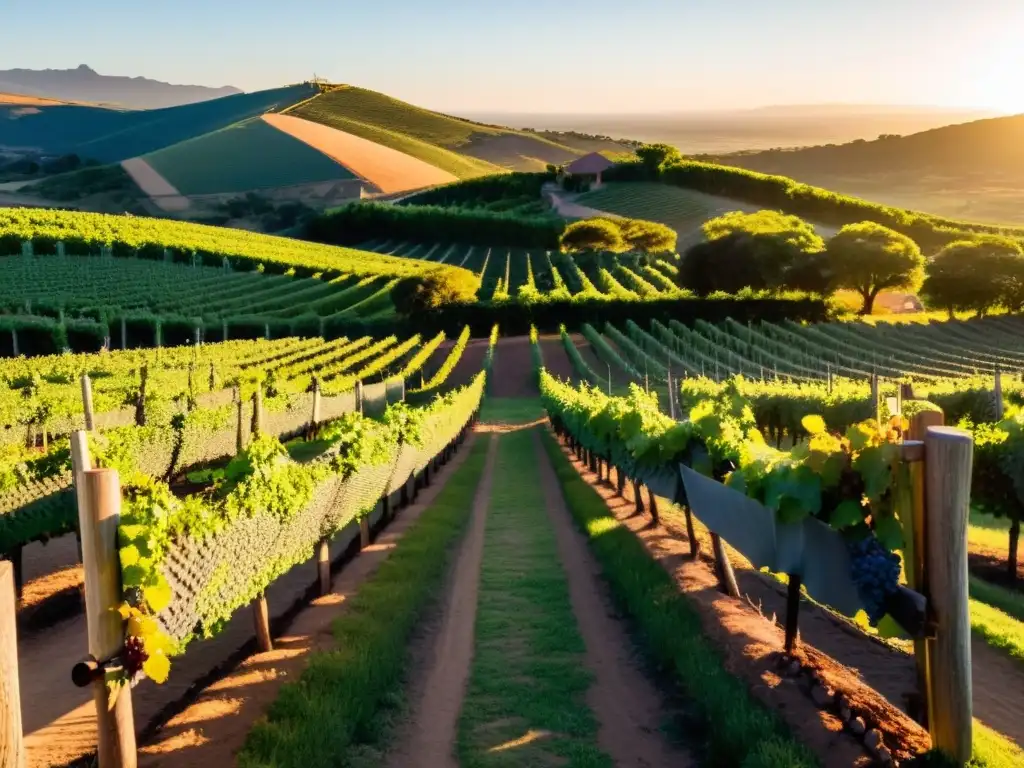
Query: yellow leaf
[
  {"left": 801, "top": 415, "right": 826, "bottom": 435},
  {"left": 143, "top": 578, "right": 172, "bottom": 614},
  {"left": 143, "top": 631, "right": 175, "bottom": 657},
  {"left": 143, "top": 652, "right": 171, "bottom": 684},
  {"left": 117, "top": 603, "right": 133, "bottom": 621},
  {"left": 127, "top": 614, "right": 159, "bottom": 638}
]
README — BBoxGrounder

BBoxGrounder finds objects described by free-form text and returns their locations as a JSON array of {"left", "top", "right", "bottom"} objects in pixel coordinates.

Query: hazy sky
[{"left": 4, "top": 0, "right": 1023, "bottom": 114}]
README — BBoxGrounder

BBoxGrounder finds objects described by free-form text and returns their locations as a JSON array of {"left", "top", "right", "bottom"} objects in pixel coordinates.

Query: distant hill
[
  {"left": 0, "top": 65, "right": 241, "bottom": 109},
  {"left": 703, "top": 114, "right": 1024, "bottom": 225},
  {"left": 291, "top": 86, "right": 615, "bottom": 174}
]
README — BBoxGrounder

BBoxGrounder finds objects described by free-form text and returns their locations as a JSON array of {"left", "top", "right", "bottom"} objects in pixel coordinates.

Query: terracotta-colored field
[
  {"left": 120, "top": 157, "right": 190, "bottom": 212},
  {"left": 262, "top": 112, "right": 458, "bottom": 194},
  {"left": 0, "top": 92, "right": 77, "bottom": 106}
]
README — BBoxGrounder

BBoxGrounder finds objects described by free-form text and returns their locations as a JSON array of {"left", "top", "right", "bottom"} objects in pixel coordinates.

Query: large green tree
[
  {"left": 679, "top": 210, "right": 826, "bottom": 295},
  {"left": 921, "top": 236, "right": 1024, "bottom": 317},
  {"left": 825, "top": 222, "right": 924, "bottom": 314}
]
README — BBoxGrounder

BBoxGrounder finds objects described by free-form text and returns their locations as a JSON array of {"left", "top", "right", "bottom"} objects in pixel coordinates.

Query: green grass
[
  {"left": 478, "top": 397, "right": 545, "bottom": 426},
  {"left": 144, "top": 117, "right": 357, "bottom": 195},
  {"left": 458, "top": 428, "right": 610, "bottom": 767},
  {"left": 238, "top": 436, "right": 489, "bottom": 768},
  {"left": 970, "top": 594, "right": 1024, "bottom": 666},
  {"left": 969, "top": 507, "right": 1013, "bottom": 553},
  {"left": 292, "top": 86, "right": 580, "bottom": 174},
  {"left": 970, "top": 576, "right": 1024, "bottom": 622},
  {"left": 539, "top": 429, "right": 817, "bottom": 767}
]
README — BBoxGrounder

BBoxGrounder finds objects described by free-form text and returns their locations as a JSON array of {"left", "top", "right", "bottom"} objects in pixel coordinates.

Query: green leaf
[
  {"left": 801, "top": 415, "right": 826, "bottom": 435},
  {"left": 830, "top": 500, "right": 864, "bottom": 529},
  {"left": 876, "top": 613, "right": 908, "bottom": 639},
  {"left": 122, "top": 564, "right": 147, "bottom": 588},
  {"left": 874, "top": 513, "right": 905, "bottom": 552}
]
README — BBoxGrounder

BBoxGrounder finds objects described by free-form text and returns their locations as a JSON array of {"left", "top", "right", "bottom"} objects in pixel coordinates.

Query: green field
[
  {"left": 0, "top": 84, "right": 316, "bottom": 163},
  {"left": 575, "top": 182, "right": 765, "bottom": 248},
  {"left": 143, "top": 117, "right": 357, "bottom": 195},
  {"left": 291, "top": 86, "right": 583, "bottom": 172}
]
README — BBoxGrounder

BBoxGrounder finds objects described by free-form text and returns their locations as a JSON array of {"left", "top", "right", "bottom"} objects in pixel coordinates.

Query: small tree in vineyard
[
  {"left": 560, "top": 218, "right": 625, "bottom": 253},
  {"left": 921, "top": 236, "right": 1024, "bottom": 317},
  {"left": 826, "top": 222, "right": 924, "bottom": 314}
]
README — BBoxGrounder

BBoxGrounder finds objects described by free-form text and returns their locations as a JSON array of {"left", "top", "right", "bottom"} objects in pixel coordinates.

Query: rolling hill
[
  {"left": 289, "top": 86, "right": 593, "bottom": 173},
  {"left": 0, "top": 64, "right": 240, "bottom": 109},
  {"left": 706, "top": 114, "right": 1024, "bottom": 225}
]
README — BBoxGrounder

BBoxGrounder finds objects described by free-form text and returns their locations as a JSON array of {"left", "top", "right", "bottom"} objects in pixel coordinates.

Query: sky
[{"left": 3, "top": 0, "right": 1024, "bottom": 114}]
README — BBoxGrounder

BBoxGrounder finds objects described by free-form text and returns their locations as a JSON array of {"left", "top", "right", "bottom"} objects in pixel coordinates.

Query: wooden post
[
  {"left": 317, "top": 539, "right": 330, "bottom": 596},
  {"left": 311, "top": 377, "right": 322, "bottom": 432},
  {"left": 646, "top": 487, "right": 659, "bottom": 526},
  {"left": 631, "top": 479, "right": 644, "bottom": 516},
  {"left": 924, "top": 426, "right": 974, "bottom": 763},
  {"left": 208, "top": 362, "right": 216, "bottom": 392},
  {"left": 79, "top": 469, "right": 137, "bottom": 768},
  {"left": 994, "top": 368, "right": 1004, "bottom": 421},
  {"left": 80, "top": 375, "right": 95, "bottom": 431},
  {"left": 10, "top": 329, "right": 17, "bottom": 358},
  {"left": 135, "top": 365, "right": 148, "bottom": 427},
  {"left": 0, "top": 561, "right": 24, "bottom": 768},
  {"left": 355, "top": 381, "right": 364, "bottom": 414},
  {"left": 360, "top": 517, "right": 371, "bottom": 549},
  {"left": 711, "top": 533, "right": 740, "bottom": 598},
  {"left": 234, "top": 387, "right": 245, "bottom": 453},
  {"left": 252, "top": 595, "right": 272, "bottom": 653},
  {"left": 684, "top": 506, "right": 700, "bottom": 559},
  {"left": 120, "top": 318, "right": 126, "bottom": 351},
  {"left": 71, "top": 431, "right": 91, "bottom": 607},
  {"left": 870, "top": 373, "right": 880, "bottom": 424},
  {"left": 899, "top": 439, "right": 931, "bottom": 726},
  {"left": 251, "top": 386, "right": 263, "bottom": 437},
  {"left": 784, "top": 575, "right": 802, "bottom": 652}
]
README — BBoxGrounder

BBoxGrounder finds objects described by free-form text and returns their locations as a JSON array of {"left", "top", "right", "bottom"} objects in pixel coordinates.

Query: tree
[
  {"left": 635, "top": 143, "right": 683, "bottom": 175},
  {"left": 391, "top": 269, "right": 480, "bottom": 315},
  {"left": 560, "top": 218, "right": 625, "bottom": 253},
  {"left": 920, "top": 236, "right": 1024, "bottom": 317},
  {"left": 618, "top": 218, "right": 677, "bottom": 254},
  {"left": 825, "top": 222, "right": 924, "bottom": 314},
  {"left": 678, "top": 210, "right": 826, "bottom": 295}
]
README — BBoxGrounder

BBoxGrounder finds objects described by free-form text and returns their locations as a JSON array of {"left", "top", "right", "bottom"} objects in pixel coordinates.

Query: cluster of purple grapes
[
  {"left": 847, "top": 535, "right": 901, "bottom": 624},
  {"left": 123, "top": 636, "right": 149, "bottom": 678}
]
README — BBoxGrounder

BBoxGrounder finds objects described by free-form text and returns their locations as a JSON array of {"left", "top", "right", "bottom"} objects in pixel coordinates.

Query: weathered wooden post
[
  {"left": 79, "top": 468, "right": 137, "bottom": 768},
  {"left": 684, "top": 506, "right": 700, "bottom": 559},
  {"left": 252, "top": 594, "right": 272, "bottom": 653},
  {"left": 360, "top": 515, "right": 371, "bottom": 549},
  {"left": 80, "top": 375, "right": 95, "bottom": 431},
  {"left": 994, "top": 368, "right": 1004, "bottom": 421},
  {"left": 10, "top": 329, "right": 18, "bottom": 358},
  {"left": 0, "top": 561, "right": 24, "bottom": 768},
  {"left": 234, "top": 386, "right": 245, "bottom": 453},
  {"left": 135, "top": 365, "right": 148, "bottom": 427},
  {"left": 355, "top": 381, "right": 364, "bottom": 414},
  {"left": 251, "top": 386, "right": 264, "bottom": 437},
  {"left": 311, "top": 377, "right": 322, "bottom": 437},
  {"left": 924, "top": 425, "right": 974, "bottom": 763},
  {"left": 870, "top": 373, "right": 880, "bottom": 424},
  {"left": 317, "top": 538, "right": 331, "bottom": 596}
]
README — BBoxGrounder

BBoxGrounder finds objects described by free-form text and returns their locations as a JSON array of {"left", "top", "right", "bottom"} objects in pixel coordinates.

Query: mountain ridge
[{"left": 0, "top": 64, "right": 241, "bottom": 109}]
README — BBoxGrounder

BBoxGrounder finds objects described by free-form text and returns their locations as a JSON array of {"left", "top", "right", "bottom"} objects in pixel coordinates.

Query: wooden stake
[
  {"left": 360, "top": 517, "right": 371, "bottom": 549},
  {"left": 870, "top": 373, "right": 880, "bottom": 424},
  {"left": 632, "top": 479, "right": 644, "bottom": 516},
  {"left": 70, "top": 431, "right": 91, "bottom": 607},
  {"left": 711, "top": 533, "right": 740, "bottom": 598},
  {"left": 317, "top": 539, "right": 331, "bottom": 596},
  {"left": 79, "top": 469, "right": 137, "bottom": 768},
  {"left": 0, "top": 561, "right": 24, "bottom": 768},
  {"left": 234, "top": 387, "right": 245, "bottom": 453},
  {"left": 994, "top": 368, "right": 1004, "bottom": 421},
  {"left": 924, "top": 426, "right": 974, "bottom": 762},
  {"left": 135, "top": 365, "right": 148, "bottom": 427},
  {"left": 684, "top": 506, "right": 700, "bottom": 559},
  {"left": 252, "top": 594, "right": 272, "bottom": 653},
  {"left": 311, "top": 377, "right": 322, "bottom": 431},
  {"left": 251, "top": 386, "right": 263, "bottom": 437},
  {"left": 646, "top": 487, "right": 659, "bottom": 526},
  {"left": 784, "top": 575, "right": 802, "bottom": 653},
  {"left": 80, "top": 375, "right": 95, "bottom": 431}
]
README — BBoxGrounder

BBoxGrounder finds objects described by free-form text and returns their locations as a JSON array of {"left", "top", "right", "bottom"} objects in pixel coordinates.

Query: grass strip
[
  {"left": 539, "top": 429, "right": 817, "bottom": 768},
  {"left": 478, "top": 397, "right": 546, "bottom": 427},
  {"left": 458, "top": 429, "right": 610, "bottom": 768},
  {"left": 969, "top": 586, "right": 1024, "bottom": 665},
  {"left": 237, "top": 436, "right": 490, "bottom": 768},
  {"left": 970, "top": 575, "right": 1024, "bottom": 623}
]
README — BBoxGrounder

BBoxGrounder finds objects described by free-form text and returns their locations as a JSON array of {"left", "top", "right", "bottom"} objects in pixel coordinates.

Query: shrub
[
  {"left": 560, "top": 218, "right": 625, "bottom": 253},
  {"left": 392, "top": 270, "right": 481, "bottom": 315},
  {"left": 619, "top": 218, "right": 677, "bottom": 253}
]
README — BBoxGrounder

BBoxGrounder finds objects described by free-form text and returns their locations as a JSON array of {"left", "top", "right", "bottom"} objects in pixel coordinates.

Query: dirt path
[
  {"left": 543, "top": 183, "right": 623, "bottom": 221},
  {"left": 490, "top": 337, "right": 536, "bottom": 398},
  {"left": 538, "top": 335, "right": 579, "bottom": 383},
  {"left": 970, "top": 635, "right": 1024, "bottom": 745},
  {"left": 120, "top": 157, "right": 190, "bottom": 212},
  {"left": 534, "top": 431, "right": 693, "bottom": 767},
  {"left": 386, "top": 434, "right": 498, "bottom": 768}
]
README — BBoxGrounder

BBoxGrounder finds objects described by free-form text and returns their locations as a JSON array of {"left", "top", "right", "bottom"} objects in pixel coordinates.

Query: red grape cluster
[{"left": 123, "top": 635, "right": 149, "bottom": 678}]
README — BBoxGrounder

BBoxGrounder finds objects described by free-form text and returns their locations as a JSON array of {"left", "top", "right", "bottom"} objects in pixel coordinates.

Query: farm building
[{"left": 563, "top": 152, "right": 614, "bottom": 189}]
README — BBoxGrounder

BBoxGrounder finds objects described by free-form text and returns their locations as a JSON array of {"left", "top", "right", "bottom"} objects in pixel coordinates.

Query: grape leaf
[
  {"left": 801, "top": 415, "right": 826, "bottom": 435},
  {"left": 143, "top": 577, "right": 173, "bottom": 614},
  {"left": 874, "top": 513, "right": 905, "bottom": 552},
  {"left": 830, "top": 500, "right": 864, "bottom": 529},
  {"left": 143, "top": 652, "right": 170, "bottom": 684}
]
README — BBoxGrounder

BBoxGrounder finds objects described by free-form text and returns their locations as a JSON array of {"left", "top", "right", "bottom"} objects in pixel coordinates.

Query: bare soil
[
  {"left": 538, "top": 335, "right": 579, "bottom": 384},
  {"left": 385, "top": 434, "right": 498, "bottom": 768},
  {"left": 262, "top": 113, "right": 458, "bottom": 194},
  {"left": 969, "top": 543, "right": 1024, "bottom": 589},
  {"left": 535, "top": 431, "right": 693, "bottom": 767},
  {"left": 489, "top": 337, "right": 536, "bottom": 398},
  {"left": 559, "top": 438, "right": 928, "bottom": 765}
]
